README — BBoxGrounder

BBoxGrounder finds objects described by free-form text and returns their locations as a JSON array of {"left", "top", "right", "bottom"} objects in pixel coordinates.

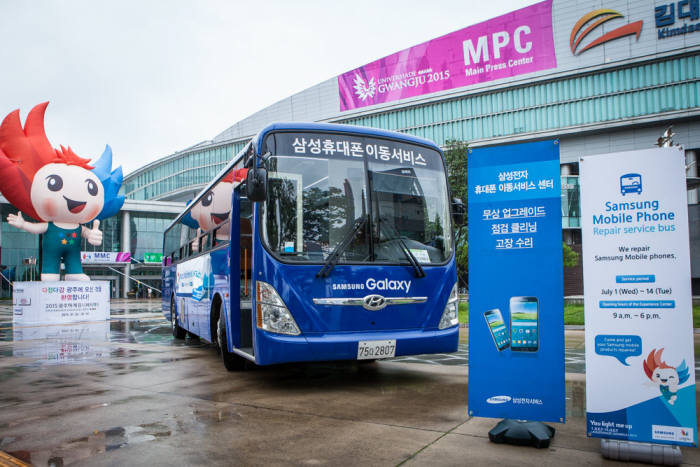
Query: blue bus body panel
[
  {"left": 255, "top": 327, "right": 458, "bottom": 365},
  {"left": 161, "top": 248, "right": 231, "bottom": 343},
  {"left": 251, "top": 235, "right": 459, "bottom": 365}
]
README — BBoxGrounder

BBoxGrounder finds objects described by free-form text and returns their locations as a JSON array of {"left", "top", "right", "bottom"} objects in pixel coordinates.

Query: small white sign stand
[{"left": 12, "top": 281, "right": 110, "bottom": 324}]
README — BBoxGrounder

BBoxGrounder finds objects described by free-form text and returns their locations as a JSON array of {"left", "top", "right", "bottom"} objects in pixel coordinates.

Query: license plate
[{"left": 357, "top": 340, "right": 396, "bottom": 360}]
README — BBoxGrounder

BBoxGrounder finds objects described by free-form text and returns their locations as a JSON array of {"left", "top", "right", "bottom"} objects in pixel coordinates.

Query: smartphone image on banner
[
  {"left": 510, "top": 296, "right": 539, "bottom": 352},
  {"left": 484, "top": 308, "right": 510, "bottom": 351}
]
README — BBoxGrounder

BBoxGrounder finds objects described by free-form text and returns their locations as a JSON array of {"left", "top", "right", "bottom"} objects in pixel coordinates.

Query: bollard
[{"left": 600, "top": 439, "right": 682, "bottom": 466}]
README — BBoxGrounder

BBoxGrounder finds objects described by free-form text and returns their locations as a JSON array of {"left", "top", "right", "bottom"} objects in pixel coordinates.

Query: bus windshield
[{"left": 261, "top": 132, "right": 453, "bottom": 265}]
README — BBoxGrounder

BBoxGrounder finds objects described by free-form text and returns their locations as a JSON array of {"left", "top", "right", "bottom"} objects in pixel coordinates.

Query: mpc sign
[
  {"left": 337, "top": 0, "right": 700, "bottom": 112},
  {"left": 338, "top": 0, "right": 556, "bottom": 111}
]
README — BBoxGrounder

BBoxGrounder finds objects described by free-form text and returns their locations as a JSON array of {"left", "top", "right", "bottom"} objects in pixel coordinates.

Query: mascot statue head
[{"left": 0, "top": 102, "right": 124, "bottom": 281}]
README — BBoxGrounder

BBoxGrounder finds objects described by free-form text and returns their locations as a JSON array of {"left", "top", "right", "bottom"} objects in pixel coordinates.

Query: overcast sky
[{"left": 1, "top": 0, "right": 539, "bottom": 175}]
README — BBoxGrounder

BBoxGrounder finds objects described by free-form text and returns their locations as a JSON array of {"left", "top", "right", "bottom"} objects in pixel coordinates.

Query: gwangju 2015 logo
[{"left": 570, "top": 9, "right": 643, "bottom": 55}]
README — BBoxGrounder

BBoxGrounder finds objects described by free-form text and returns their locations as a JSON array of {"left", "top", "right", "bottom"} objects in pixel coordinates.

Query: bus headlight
[
  {"left": 256, "top": 281, "right": 301, "bottom": 335},
  {"left": 439, "top": 282, "right": 459, "bottom": 329}
]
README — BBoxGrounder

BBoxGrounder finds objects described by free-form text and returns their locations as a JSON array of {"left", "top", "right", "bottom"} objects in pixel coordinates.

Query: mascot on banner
[
  {"left": 0, "top": 102, "right": 124, "bottom": 281},
  {"left": 643, "top": 348, "right": 690, "bottom": 406}
]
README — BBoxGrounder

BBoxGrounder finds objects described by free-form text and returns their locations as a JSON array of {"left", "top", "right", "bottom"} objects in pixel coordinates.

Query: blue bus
[{"left": 162, "top": 123, "right": 465, "bottom": 370}]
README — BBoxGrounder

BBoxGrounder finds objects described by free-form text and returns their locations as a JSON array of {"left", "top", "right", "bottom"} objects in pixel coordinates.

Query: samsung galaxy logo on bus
[
  {"left": 486, "top": 395, "right": 512, "bottom": 404},
  {"left": 331, "top": 278, "right": 412, "bottom": 293},
  {"left": 366, "top": 278, "right": 411, "bottom": 293}
]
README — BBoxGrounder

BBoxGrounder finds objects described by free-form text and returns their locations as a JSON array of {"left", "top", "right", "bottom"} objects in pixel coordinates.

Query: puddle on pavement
[
  {"left": 1, "top": 400, "right": 243, "bottom": 466},
  {"left": 0, "top": 310, "right": 211, "bottom": 368},
  {"left": 4, "top": 421, "right": 177, "bottom": 466}
]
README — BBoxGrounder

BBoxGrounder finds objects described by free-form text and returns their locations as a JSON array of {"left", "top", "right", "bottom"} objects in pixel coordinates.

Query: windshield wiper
[
  {"left": 316, "top": 215, "right": 368, "bottom": 278},
  {"left": 378, "top": 217, "right": 426, "bottom": 278}
]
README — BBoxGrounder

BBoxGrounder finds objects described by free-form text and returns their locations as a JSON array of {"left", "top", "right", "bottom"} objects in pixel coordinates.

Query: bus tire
[
  {"left": 171, "top": 297, "right": 186, "bottom": 339},
  {"left": 217, "top": 313, "right": 246, "bottom": 371}
]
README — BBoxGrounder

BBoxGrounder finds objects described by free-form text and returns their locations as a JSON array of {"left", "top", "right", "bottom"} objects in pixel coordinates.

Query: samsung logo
[{"left": 486, "top": 395, "right": 511, "bottom": 404}]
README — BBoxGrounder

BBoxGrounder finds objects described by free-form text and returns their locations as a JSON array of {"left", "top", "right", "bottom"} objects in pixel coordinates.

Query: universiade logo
[
  {"left": 353, "top": 74, "right": 376, "bottom": 101},
  {"left": 570, "top": 9, "right": 643, "bottom": 55}
]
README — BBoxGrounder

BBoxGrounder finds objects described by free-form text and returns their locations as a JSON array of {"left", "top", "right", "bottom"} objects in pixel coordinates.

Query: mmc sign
[{"left": 81, "top": 251, "right": 131, "bottom": 264}]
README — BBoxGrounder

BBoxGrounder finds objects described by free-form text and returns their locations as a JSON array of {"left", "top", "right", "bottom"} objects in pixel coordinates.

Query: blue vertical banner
[{"left": 468, "top": 140, "right": 565, "bottom": 423}]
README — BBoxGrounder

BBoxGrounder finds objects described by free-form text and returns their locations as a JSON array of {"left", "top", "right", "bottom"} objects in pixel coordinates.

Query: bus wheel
[
  {"left": 171, "top": 298, "right": 186, "bottom": 339},
  {"left": 217, "top": 314, "right": 246, "bottom": 371}
]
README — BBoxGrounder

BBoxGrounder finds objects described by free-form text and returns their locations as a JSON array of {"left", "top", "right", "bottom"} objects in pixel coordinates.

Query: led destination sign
[{"left": 267, "top": 132, "right": 443, "bottom": 171}]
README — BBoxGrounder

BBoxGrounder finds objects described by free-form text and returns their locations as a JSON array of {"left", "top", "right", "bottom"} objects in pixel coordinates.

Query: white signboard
[
  {"left": 13, "top": 281, "right": 110, "bottom": 324},
  {"left": 580, "top": 147, "right": 696, "bottom": 446}
]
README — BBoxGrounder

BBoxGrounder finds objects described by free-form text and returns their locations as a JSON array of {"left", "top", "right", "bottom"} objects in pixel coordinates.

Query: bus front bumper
[{"left": 252, "top": 325, "right": 459, "bottom": 366}]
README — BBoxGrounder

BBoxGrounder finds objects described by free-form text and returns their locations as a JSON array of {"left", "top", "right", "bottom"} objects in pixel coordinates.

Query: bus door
[{"left": 230, "top": 184, "right": 254, "bottom": 356}]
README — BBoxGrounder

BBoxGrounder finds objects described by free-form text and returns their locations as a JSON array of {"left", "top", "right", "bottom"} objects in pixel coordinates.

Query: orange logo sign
[{"left": 570, "top": 9, "right": 643, "bottom": 55}]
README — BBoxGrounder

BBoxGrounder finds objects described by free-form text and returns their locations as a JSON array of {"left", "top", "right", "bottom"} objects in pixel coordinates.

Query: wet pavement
[
  {"left": 393, "top": 331, "right": 587, "bottom": 375},
  {"left": 0, "top": 299, "right": 697, "bottom": 466}
]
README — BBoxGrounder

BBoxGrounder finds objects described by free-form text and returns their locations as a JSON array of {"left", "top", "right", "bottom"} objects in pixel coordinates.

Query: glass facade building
[
  {"left": 337, "top": 56, "right": 700, "bottom": 146},
  {"left": 128, "top": 213, "right": 176, "bottom": 261},
  {"left": 121, "top": 142, "right": 245, "bottom": 201}
]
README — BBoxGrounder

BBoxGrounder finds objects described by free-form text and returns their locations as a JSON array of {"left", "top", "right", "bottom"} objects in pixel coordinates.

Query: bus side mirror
[
  {"left": 246, "top": 166, "right": 268, "bottom": 202},
  {"left": 452, "top": 198, "right": 466, "bottom": 225}
]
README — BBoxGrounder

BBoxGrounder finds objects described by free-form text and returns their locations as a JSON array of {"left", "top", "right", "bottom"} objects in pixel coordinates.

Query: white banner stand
[{"left": 12, "top": 281, "right": 110, "bottom": 324}]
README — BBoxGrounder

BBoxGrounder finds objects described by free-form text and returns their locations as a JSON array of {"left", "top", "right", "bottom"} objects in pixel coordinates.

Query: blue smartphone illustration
[
  {"left": 510, "top": 296, "right": 538, "bottom": 352},
  {"left": 484, "top": 308, "right": 510, "bottom": 351}
]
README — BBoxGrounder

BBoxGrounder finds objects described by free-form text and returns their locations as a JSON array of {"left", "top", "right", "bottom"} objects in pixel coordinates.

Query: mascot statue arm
[
  {"left": 81, "top": 219, "right": 103, "bottom": 246},
  {"left": 6, "top": 212, "right": 48, "bottom": 235}
]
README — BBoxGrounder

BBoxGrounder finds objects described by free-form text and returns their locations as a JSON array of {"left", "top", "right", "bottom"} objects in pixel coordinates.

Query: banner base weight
[
  {"left": 488, "top": 419, "right": 555, "bottom": 449},
  {"left": 600, "top": 439, "right": 682, "bottom": 466}
]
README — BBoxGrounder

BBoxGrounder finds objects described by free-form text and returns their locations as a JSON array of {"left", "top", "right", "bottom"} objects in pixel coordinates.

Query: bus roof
[{"left": 252, "top": 122, "right": 441, "bottom": 153}]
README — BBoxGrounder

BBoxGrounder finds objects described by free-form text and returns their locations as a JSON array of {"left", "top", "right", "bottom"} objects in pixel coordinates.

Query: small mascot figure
[
  {"left": 0, "top": 102, "right": 124, "bottom": 281},
  {"left": 643, "top": 348, "right": 690, "bottom": 405}
]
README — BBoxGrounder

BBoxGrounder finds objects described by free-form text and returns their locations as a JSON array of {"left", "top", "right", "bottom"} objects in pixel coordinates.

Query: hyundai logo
[{"left": 362, "top": 294, "right": 387, "bottom": 311}]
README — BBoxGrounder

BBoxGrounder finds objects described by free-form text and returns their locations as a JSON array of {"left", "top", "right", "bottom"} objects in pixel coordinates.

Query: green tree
[
  {"left": 563, "top": 242, "right": 580, "bottom": 267},
  {"left": 443, "top": 140, "right": 469, "bottom": 287}
]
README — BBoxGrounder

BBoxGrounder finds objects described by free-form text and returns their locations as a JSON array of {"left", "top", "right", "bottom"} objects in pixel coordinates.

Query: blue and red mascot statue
[{"left": 0, "top": 102, "right": 124, "bottom": 281}]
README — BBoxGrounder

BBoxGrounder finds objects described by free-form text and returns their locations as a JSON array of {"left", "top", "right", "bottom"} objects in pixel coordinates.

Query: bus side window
[{"left": 164, "top": 225, "right": 181, "bottom": 264}]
